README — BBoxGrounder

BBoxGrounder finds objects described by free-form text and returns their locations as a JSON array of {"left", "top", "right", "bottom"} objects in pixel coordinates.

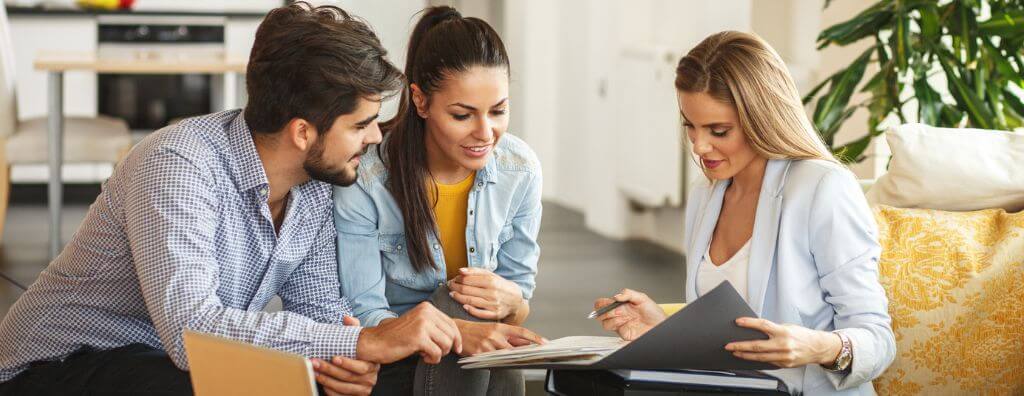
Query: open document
[{"left": 458, "top": 282, "right": 775, "bottom": 370}]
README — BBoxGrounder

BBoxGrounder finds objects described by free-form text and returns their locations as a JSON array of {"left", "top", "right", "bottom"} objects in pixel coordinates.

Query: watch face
[{"left": 837, "top": 350, "right": 853, "bottom": 370}]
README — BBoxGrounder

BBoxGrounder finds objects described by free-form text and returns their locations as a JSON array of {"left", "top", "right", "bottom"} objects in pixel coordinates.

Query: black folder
[
  {"left": 545, "top": 369, "right": 790, "bottom": 395},
  {"left": 464, "top": 282, "right": 776, "bottom": 371}
]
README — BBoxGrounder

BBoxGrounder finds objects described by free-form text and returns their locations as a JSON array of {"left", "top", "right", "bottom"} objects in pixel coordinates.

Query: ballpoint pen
[{"left": 587, "top": 300, "right": 627, "bottom": 319}]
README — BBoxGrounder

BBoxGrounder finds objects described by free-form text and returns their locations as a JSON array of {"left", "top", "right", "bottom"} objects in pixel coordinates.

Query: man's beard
[{"left": 304, "top": 139, "right": 360, "bottom": 187}]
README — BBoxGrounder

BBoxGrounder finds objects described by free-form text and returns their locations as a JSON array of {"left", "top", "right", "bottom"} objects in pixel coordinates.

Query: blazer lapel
[
  {"left": 746, "top": 159, "right": 790, "bottom": 316},
  {"left": 685, "top": 179, "right": 729, "bottom": 302}
]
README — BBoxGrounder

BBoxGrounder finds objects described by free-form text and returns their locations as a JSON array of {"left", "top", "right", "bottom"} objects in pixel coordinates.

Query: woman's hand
[
  {"left": 725, "top": 317, "right": 843, "bottom": 368},
  {"left": 594, "top": 289, "right": 667, "bottom": 341},
  {"left": 448, "top": 267, "right": 525, "bottom": 321},
  {"left": 455, "top": 320, "right": 545, "bottom": 356}
]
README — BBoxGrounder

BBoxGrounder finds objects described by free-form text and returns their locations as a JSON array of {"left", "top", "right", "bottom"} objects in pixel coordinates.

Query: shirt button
[
  {"left": 469, "top": 247, "right": 476, "bottom": 254},
  {"left": 258, "top": 188, "right": 268, "bottom": 196},
  {"left": 437, "top": 282, "right": 444, "bottom": 287},
  {"left": 433, "top": 244, "right": 440, "bottom": 250},
  {"left": 477, "top": 182, "right": 484, "bottom": 187},
  {"left": 396, "top": 245, "right": 403, "bottom": 251},
  {"left": 469, "top": 210, "right": 474, "bottom": 216}
]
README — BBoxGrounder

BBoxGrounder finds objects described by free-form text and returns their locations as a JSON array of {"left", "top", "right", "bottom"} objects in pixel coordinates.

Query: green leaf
[
  {"left": 956, "top": 3, "right": 979, "bottom": 64},
  {"left": 1004, "top": 87, "right": 1024, "bottom": 118},
  {"left": 833, "top": 134, "right": 873, "bottom": 164},
  {"left": 859, "top": 61, "right": 892, "bottom": 94},
  {"left": 802, "top": 76, "right": 832, "bottom": 105},
  {"left": 1005, "top": 110, "right": 1023, "bottom": 129},
  {"left": 817, "top": 1, "right": 893, "bottom": 49},
  {"left": 862, "top": 60, "right": 898, "bottom": 128},
  {"left": 985, "top": 80, "right": 1008, "bottom": 129},
  {"left": 919, "top": 4, "right": 942, "bottom": 40},
  {"left": 866, "top": 95, "right": 893, "bottom": 134},
  {"left": 940, "top": 105, "right": 965, "bottom": 126},
  {"left": 936, "top": 46, "right": 996, "bottom": 129},
  {"left": 984, "top": 39, "right": 1022, "bottom": 84},
  {"left": 812, "top": 48, "right": 874, "bottom": 143},
  {"left": 821, "top": 107, "right": 861, "bottom": 147},
  {"left": 979, "top": 10, "right": 1024, "bottom": 38},
  {"left": 893, "top": 11, "right": 912, "bottom": 70},
  {"left": 914, "top": 77, "right": 943, "bottom": 126}
]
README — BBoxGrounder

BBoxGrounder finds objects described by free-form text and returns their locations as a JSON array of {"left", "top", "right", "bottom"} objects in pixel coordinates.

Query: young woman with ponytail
[{"left": 334, "top": 6, "right": 544, "bottom": 394}]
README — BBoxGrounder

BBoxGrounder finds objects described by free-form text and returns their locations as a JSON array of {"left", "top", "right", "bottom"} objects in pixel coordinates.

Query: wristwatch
[{"left": 823, "top": 331, "right": 852, "bottom": 372}]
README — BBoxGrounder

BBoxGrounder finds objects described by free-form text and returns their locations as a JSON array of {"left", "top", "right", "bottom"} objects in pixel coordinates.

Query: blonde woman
[{"left": 594, "top": 31, "right": 895, "bottom": 395}]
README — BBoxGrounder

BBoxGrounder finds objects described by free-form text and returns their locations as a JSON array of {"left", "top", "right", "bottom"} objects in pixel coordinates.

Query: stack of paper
[{"left": 458, "top": 336, "right": 627, "bottom": 369}]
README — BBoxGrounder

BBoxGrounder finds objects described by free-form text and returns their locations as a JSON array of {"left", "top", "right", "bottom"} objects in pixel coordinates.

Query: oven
[{"left": 96, "top": 16, "right": 226, "bottom": 134}]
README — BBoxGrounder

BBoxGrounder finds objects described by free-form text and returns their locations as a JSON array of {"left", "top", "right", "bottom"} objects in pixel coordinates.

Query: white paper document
[{"left": 458, "top": 336, "right": 627, "bottom": 369}]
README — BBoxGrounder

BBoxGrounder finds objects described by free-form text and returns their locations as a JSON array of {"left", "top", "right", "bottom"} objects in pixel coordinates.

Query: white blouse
[{"left": 696, "top": 239, "right": 751, "bottom": 301}]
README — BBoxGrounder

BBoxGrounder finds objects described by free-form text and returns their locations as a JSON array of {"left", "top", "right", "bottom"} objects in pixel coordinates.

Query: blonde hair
[{"left": 675, "top": 31, "right": 839, "bottom": 171}]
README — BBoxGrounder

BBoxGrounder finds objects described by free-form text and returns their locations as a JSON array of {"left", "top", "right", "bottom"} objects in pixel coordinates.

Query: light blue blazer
[{"left": 684, "top": 159, "right": 895, "bottom": 395}]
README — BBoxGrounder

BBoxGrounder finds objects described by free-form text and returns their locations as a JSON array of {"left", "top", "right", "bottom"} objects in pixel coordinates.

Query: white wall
[
  {"left": 502, "top": 0, "right": 887, "bottom": 254},
  {"left": 504, "top": 0, "right": 752, "bottom": 253},
  {"left": 313, "top": 0, "right": 428, "bottom": 120},
  {"left": 9, "top": 16, "right": 97, "bottom": 119}
]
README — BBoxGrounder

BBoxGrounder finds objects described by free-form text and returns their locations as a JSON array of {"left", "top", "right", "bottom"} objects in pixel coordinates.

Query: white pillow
[{"left": 866, "top": 123, "right": 1024, "bottom": 212}]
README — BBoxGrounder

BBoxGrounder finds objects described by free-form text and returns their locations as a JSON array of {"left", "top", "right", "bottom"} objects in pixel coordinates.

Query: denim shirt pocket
[
  {"left": 485, "top": 225, "right": 515, "bottom": 271},
  {"left": 378, "top": 233, "right": 428, "bottom": 289}
]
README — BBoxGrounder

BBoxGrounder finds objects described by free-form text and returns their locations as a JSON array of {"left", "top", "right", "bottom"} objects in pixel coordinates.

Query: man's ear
[
  {"left": 410, "top": 84, "right": 429, "bottom": 118},
  {"left": 285, "top": 118, "right": 316, "bottom": 152}
]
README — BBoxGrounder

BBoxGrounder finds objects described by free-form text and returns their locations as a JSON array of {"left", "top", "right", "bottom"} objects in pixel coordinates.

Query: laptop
[{"left": 183, "top": 330, "right": 317, "bottom": 396}]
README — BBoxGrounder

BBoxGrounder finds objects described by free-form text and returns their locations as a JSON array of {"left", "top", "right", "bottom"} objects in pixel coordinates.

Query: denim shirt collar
[{"left": 476, "top": 148, "right": 500, "bottom": 185}]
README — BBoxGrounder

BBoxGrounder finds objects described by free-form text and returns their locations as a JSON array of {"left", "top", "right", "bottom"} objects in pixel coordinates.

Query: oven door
[{"left": 98, "top": 73, "right": 211, "bottom": 132}]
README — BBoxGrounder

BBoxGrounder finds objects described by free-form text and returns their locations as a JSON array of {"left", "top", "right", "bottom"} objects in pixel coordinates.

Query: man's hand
[
  {"left": 311, "top": 356, "right": 379, "bottom": 396},
  {"left": 309, "top": 316, "right": 378, "bottom": 396},
  {"left": 356, "top": 302, "right": 463, "bottom": 364},
  {"left": 455, "top": 320, "right": 545, "bottom": 356}
]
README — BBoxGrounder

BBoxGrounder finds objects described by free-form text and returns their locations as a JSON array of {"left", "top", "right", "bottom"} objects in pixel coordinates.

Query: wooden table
[{"left": 34, "top": 51, "right": 247, "bottom": 258}]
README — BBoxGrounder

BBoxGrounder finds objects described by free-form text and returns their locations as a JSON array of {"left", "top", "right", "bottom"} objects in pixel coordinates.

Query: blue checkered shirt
[{"left": 0, "top": 110, "right": 361, "bottom": 382}]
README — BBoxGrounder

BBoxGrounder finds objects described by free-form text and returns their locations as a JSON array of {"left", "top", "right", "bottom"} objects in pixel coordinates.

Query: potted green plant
[{"left": 804, "top": 0, "right": 1024, "bottom": 163}]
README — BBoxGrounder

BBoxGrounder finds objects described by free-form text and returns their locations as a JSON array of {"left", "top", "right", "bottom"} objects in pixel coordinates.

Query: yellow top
[
  {"left": 429, "top": 173, "right": 476, "bottom": 280},
  {"left": 659, "top": 303, "right": 687, "bottom": 316}
]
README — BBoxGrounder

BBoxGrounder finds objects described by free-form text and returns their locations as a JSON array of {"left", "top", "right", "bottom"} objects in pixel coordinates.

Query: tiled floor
[{"left": 0, "top": 203, "right": 91, "bottom": 317}]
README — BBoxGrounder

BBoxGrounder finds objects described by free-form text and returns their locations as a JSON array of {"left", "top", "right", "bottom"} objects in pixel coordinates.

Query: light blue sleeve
[
  {"left": 808, "top": 169, "right": 896, "bottom": 390},
  {"left": 492, "top": 167, "right": 543, "bottom": 300},
  {"left": 333, "top": 183, "right": 399, "bottom": 328}
]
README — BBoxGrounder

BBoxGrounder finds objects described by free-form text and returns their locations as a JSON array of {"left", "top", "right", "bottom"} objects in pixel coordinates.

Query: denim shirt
[{"left": 333, "top": 134, "right": 543, "bottom": 327}]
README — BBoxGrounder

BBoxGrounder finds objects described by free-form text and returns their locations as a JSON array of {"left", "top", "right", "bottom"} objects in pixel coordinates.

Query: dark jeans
[
  {"left": 0, "top": 343, "right": 193, "bottom": 396},
  {"left": 371, "top": 286, "right": 525, "bottom": 396}
]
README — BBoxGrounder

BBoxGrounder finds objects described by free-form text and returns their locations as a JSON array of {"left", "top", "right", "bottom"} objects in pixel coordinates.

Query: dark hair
[
  {"left": 381, "top": 6, "right": 510, "bottom": 272},
  {"left": 244, "top": 1, "right": 403, "bottom": 134}
]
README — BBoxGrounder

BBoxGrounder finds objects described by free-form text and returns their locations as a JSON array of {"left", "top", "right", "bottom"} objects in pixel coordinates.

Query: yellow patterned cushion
[{"left": 872, "top": 206, "right": 1024, "bottom": 395}]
